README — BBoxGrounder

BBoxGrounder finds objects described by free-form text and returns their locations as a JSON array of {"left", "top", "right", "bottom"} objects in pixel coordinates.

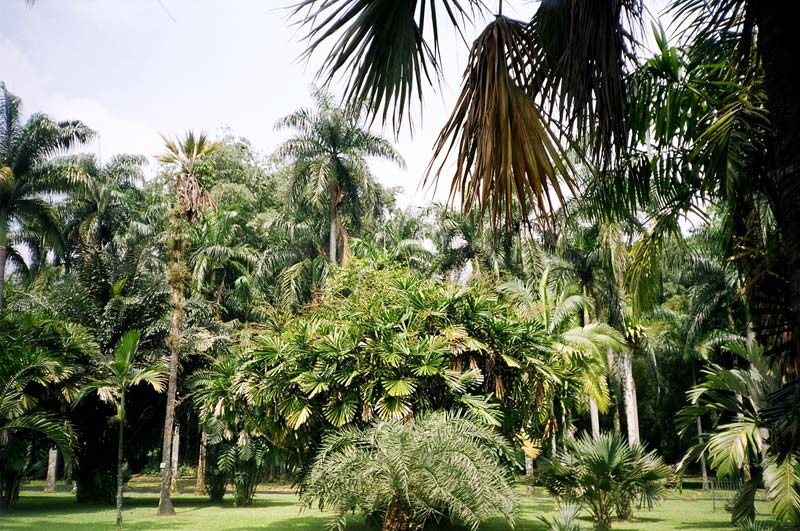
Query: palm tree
[
  {"left": 0, "top": 82, "right": 94, "bottom": 307},
  {"left": 0, "top": 311, "right": 87, "bottom": 511},
  {"left": 188, "top": 209, "right": 258, "bottom": 312},
  {"left": 59, "top": 154, "right": 146, "bottom": 261},
  {"left": 155, "top": 131, "right": 220, "bottom": 516},
  {"left": 80, "top": 330, "right": 166, "bottom": 531},
  {"left": 538, "top": 432, "right": 670, "bottom": 531},
  {"left": 301, "top": 411, "right": 516, "bottom": 531},
  {"left": 294, "top": 1, "right": 800, "bottom": 375},
  {"left": 499, "top": 268, "right": 625, "bottom": 449},
  {"left": 677, "top": 339, "right": 795, "bottom": 526},
  {"left": 274, "top": 88, "right": 405, "bottom": 266}
]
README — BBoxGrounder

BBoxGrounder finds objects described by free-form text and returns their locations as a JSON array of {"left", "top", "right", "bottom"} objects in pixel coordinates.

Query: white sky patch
[{"left": 1, "top": 0, "right": 670, "bottom": 210}]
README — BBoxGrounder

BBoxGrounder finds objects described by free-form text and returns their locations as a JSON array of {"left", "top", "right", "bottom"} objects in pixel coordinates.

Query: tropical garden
[{"left": 1, "top": 1, "right": 798, "bottom": 530}]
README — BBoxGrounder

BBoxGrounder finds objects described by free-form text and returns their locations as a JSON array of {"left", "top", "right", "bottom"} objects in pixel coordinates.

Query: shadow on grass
[{"left": 12, "top": 493, "right": 297, "bottom": 517}]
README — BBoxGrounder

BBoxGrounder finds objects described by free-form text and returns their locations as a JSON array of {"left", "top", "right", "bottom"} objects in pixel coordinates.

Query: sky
[{"left": 1, "top": 0, "right": 670, "bottom": 209}]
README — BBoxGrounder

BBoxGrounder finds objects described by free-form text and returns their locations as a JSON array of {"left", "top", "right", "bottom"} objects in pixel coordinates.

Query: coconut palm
[
  {"left": 499, "top": 267, "right": 626, "bottom": 449},
  {"left": 80, "top": 330, "right": 166, "bottom": 530},
  {"left": 155, "top": 130, "right": 220, "bottom": 516},
  {"left": 301, "top": 410, "right": 516, "bottom": 531},
  {"left": 274, "top": 88, "right": 405, "bottom": 266},
  {"left": 0, "top": 82, "right": 94, "bottom": 308}
]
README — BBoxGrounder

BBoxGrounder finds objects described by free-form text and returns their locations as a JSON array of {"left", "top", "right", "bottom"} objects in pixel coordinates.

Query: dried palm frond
[{"left": 425, "top": 16, "right": 574, "bottom": 227}]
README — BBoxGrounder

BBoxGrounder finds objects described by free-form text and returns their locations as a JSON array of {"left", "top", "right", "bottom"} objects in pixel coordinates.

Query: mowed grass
[{"left": 2, "top": 486, "right": 776, "bottom": 531}]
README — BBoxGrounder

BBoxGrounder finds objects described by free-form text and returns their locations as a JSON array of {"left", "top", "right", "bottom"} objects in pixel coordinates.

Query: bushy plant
[
  {"left": 537, "top": 503, "right": 586, "bottom": 531},
  {"left": 203, "top": 442, "right": 227, "bottom": 503},
  {"left": 538, "top": 432, "right": 670, "bottom": 531},
  {"left": 301, "top": 410, "right": 517, "bottom": 531},
  {"left": 218, "top": 438, "right": 269, "bottom": 507}
]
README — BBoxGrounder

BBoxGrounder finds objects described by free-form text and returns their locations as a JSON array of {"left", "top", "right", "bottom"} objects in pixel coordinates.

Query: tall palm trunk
[
  {"left": 195, "top": 431, "right": 207, "bottom": 496},
  {"left": 584, "top": 306, "right": 601, "bottom": 439},
  {"left": 45, "top": 448, "right": 58, "bottom": 493},
  {"left": 116, "top": 393, "right": 125, "bottom": 531},
  {"left": 170, "top": 425, "right": 180, "bottom": 493},
  {"left": 525, "top": 455, "right": 535, "bottom": 496},
  {"left": 691, "top": 365, "right": 709, "bottom": 490},
  {"left": 158, "top": 211, "right": 187, "bottom": 517},
  {"left": 620, "top": 349, "right": 639, "bottom": 445},
  {"left": 589, "top": 398, "right": 601, "bottom": 439},
  {"left": 0, "top": 214, "right": 7, "bottom": 310},
  {"left": 756, "top": 5, "right": 800, "bottom": 360},
  {"left": 329, "top": 183, "right": 338, "bottom": 265}
]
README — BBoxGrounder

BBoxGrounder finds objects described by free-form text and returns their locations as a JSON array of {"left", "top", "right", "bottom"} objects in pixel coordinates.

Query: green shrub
[
  {"left": 301, "top": 410, "right": 517, "bottom": 531},
  {"left": 537, "top": 503, "right": 586, "bottom": 531},
  {"left": 538, "top": 432, "right": 669, "bottom": 531}
]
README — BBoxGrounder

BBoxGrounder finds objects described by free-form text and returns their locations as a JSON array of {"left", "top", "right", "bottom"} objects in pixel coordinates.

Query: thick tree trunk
[
  {"left": 620, "top": 349, "right": 640, "bottom": 445},
  {"left": 756, "top": 4, "right": 800, "bottom": 362},
  {"left": 329, "top": 184, "right": 338, "bottom": 265},
  {"left": 382, "top": 497, "right": 419, "bottom": 531},
  {"left": 116, "top": 396, "right": 125, "bottom": 531},
  {"left": 0, "top": 214, "right": 8, "bottom": 310},
  {"left": 589, "top": 398, "right": 601, "bottom": 439},
  {"left": 44, "top": 448, "right": 58, "bottom": 493},
  {"left": 170, "top": 425, "right": 180, "bottom": 493},
  {"left": 195, "top": 431, "right": 207, "bottom": 496}
]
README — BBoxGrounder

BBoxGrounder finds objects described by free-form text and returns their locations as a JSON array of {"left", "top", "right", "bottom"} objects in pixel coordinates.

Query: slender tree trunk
[
  {"left": 0, "top": 213, "right": 8, "bottom": 310},
  {"left": 158, "top": 213, "right": 185, "bottom": 517},
  {"left": 45, "top": 448, "right": 58, "bottom": 493},
  {"left": 195, "top": 431, "right": 207, "bottom": 496},
  {"left": 606, "top": 349, "right": 622, "bottom": 434},
  {"left": 329, "top": 184, "right": 338, "bottom": 265},
  {"left": 697, "top": 416, "right": 709, "bottom": 490},
  {"left": 589, "top": 398, "right": 601, "bottom": 439},
  {"left": 620, "top": 349, "right": 640, "bottom": 445},
  {"left": 691, "top": 366, "right": 709, "bottom": 490},
  {"left": 525, "top": 455, "right": 535, "bottom": 496},
  {"left": 584, "top": 305, "right": 601, "bottom": 440},
  {"left": 170, "top": 425, "right": 180, "bottom": 493},
  {"left": 756, "top": 4, "right": 800, "bottom": 361},
  {"left": 158, "top": 286, "right": 180, "bottom": 515},
  {"left": 116, "top": 395, "right": 125, "bottom": 531}
]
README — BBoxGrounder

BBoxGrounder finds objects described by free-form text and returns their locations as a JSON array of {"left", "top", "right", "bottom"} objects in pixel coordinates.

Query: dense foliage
[
  {"left": 538, "top": 433, "right": 670, "bottom": 531},
  {"left": 3, "top": 0, "right": 800, "bottom": 527},
  {"left": 301, "top": 411, "right": 517, "bottom": 531}
]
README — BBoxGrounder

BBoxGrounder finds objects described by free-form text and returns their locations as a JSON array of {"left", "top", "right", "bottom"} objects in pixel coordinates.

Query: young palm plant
[
  {"left": 301, "top": 410, "right": 517, "bottom": 531},
  {"left": 80, "top": 330, "right": 166, "bottom": 531},
  {"left": 538, "top": 432, "right": 670, "bottom": 531}
]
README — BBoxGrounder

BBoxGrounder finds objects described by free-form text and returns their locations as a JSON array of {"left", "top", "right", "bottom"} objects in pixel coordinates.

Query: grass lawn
[{"left": 1, "top": 483, "right": 776, "bottom": 531}]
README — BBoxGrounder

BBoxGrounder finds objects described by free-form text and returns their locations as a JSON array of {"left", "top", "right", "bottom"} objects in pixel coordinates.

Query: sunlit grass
[{"left": 2, "top": 483, "right": 777, "bottom": 531}]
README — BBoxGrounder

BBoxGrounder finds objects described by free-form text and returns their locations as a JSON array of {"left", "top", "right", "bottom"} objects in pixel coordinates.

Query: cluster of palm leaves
[
  {"left": 538, "top": 432, "right": 671, "bottom": 531},
  {"left": 301, "top": 410, "right": 517, "bottom": 531}
]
